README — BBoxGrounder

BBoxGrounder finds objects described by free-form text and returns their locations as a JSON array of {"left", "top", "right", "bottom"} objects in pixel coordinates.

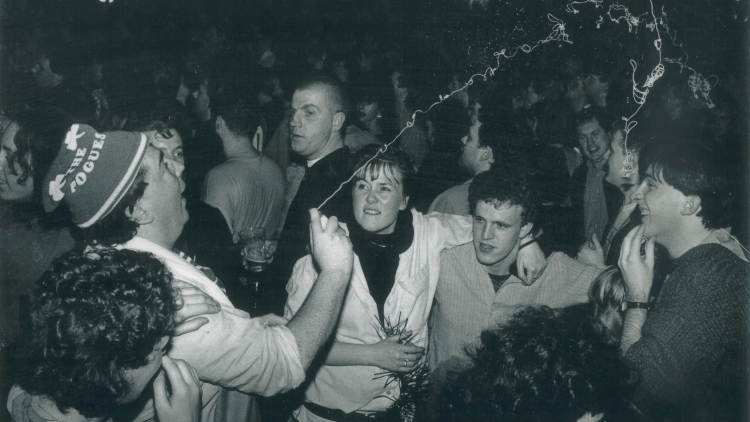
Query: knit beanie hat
[{"left": 43, "top": 124, "right": 149, "bottom": 228}]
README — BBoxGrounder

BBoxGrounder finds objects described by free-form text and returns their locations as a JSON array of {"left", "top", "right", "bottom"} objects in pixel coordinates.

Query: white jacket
[
  {"left": 120, "top": 237, "right": 305, "bottom": 422},
  {"left": 285, "top": 210, "right": 472, "bottom": 418}
]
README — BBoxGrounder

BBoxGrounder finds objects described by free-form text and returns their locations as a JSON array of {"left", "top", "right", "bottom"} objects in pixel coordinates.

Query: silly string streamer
[
  {"left": 319, "top": 0, "right": 718, "bottom": 207},
  {"left": 317, "top": 14, "right": 572, "bottom": 209}
]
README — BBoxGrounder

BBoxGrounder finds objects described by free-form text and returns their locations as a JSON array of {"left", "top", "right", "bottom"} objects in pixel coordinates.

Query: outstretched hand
[
  {"left": 153, "top": 356, "right": 202, "bottom": 422},
  {"left": 618, "top": 225, "right": 655, "bottom": 302},
  {"left": 368, "top": 331, "right": 425, "bottom": 373}
]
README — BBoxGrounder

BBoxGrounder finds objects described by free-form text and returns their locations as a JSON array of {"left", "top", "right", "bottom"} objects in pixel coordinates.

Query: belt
[{"left": 302, "top": 402, "right": 378, "bottom": 422}]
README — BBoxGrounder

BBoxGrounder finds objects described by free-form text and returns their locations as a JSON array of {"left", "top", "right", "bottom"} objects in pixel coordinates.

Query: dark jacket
[{"left": 271, "top": 147, "right": 354, "bottom": 287}]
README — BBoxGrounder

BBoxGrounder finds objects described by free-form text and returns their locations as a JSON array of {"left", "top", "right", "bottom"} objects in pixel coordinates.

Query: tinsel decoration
[{"left": 370, "top": 314, "right": 431, "bottom": 422}]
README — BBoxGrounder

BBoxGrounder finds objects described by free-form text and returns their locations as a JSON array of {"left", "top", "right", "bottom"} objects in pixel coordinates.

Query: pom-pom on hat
[{"left": 43, "top": 124, "right": 149, "bottom": 228}]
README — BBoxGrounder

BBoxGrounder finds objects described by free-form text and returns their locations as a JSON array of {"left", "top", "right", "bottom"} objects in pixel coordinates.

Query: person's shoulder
[
  {"left": 430, "top": 183, "right": 471, "bottom": 213},
  {"left": 687, "top": 243, "right": 749, "bottom": 274},
  {"left": 204, "top": 162, "right": 233, "bottom": 182},
  {"left": 441, "top": 241, "right": 476, "bottom": 262},
  {"left": 546, "top": 251, "right": 596, "bottom": 273}
]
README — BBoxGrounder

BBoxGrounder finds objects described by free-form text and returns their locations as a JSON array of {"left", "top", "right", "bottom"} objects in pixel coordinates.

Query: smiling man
[
  {"left": 272, "top": 75, "right": 354, "bottom": 287},
  {"left": 617, "top": 138, "right": 748, "bottom": 422},
  {"left": 570, "top": 107, "right": 621, "bottom": 246},
  {"left": 428, "top": 163, "right": 602, "bottom": 403}
]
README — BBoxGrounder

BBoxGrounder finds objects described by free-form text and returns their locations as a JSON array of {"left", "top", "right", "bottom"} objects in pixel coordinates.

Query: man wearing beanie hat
[{"left": 43, "top": 124, "right": 355, "bottom": 422}]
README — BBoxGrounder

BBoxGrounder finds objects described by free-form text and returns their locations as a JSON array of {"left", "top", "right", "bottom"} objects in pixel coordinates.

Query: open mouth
[
  {"left": 640, "top": 208, "right": 649, "bottom": 216},
  {"left": 363, "top": 209, "right": 380, "bottom": 215},
  {"left": 478, "top": 243, "right": 494, "bottom": 253}
]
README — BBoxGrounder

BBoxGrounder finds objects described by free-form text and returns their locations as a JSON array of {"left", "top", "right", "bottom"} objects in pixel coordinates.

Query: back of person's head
[
  {"left": 438, "top": 306, "right": 634, "bottom": 422},
  {"left": 588, "top": 266, "right": 627, "bottom": 344},
  {"left": 294, "top": 74, "right": 351, "bottom": 121},
  {"left": 211, "top": 92, "right": 263, "bottom": 140},
  {"left": 478, "top": 117, "right": 535, "bottom": 162},
  {"left": 468, "top": 161, "right": 539, "bottom": 227},
  {"left": 639, "top": 136, "right": 733, "bottom": 230},
  {"left": 18, "top": 248, "right": 175, "bottom": 418},
  {"left": 479, "top": 86, "right": 535, "bottom": 153},
  {"left": 122, "top": 99, "right": 192, "bottom": 141},
  {"left": 353, "top": 144, "right": 415, "bottom": 198},
  {"left": 428, "top": 98, "right": 471, "bottom": 156}
]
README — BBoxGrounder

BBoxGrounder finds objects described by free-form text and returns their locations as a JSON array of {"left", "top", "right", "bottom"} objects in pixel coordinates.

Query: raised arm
[
  {"left": 618, "top": 225, "right": 655, "bottom": 354},
  {"left": 286, "top": 209, "right": 354, "bottom": 370}
]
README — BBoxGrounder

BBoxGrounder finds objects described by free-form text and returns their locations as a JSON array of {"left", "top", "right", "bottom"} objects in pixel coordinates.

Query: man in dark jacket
[{"left": 270, "top": 75, "right": 354, "bottom": 294}]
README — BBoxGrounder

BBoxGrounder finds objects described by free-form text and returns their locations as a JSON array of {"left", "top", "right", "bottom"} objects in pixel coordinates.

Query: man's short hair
[
  {"left": 212, "top": 92, "right": 263, "bottom": 140},
  {"left": 81, "top": 167, "right": 148, "bottom": 247},
  {"left": 123, "top": 100, "right": 193, "bottom": 141},
  {"left": 639, "top": 137, "right": 733, "bottom": 230},
  {"left": 468, "top": 162, "right": 539, "bottom": 227},
  {"left": 18, "top": 249, "right": 175, "bottom": 418},
  {"left": 438, "top": 306, "right": 634, "bottom": 422},
  {"left": 575, "top": 106, "right": 614, "bottom": 133},
  {"left": 294, "top": 74, "right": 350, "bottom": 119}
]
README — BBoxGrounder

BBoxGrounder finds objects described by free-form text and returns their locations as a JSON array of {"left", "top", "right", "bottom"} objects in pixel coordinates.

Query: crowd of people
[{"left": 1, "top": 0, "right": 748, "bottom": 421}]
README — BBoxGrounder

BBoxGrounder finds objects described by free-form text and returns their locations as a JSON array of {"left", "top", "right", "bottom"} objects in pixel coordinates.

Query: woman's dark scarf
[{"left": 348, "top": 209, "right": 415, "bottom": 323}]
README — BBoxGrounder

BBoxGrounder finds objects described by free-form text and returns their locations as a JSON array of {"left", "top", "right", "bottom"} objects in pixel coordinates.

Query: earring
[{"left": 377, "top": 113, "right": 382, "bottom": 119}]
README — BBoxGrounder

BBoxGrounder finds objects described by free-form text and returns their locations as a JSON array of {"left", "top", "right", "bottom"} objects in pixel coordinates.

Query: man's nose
[
  {"left": 482, "top": 224, "right": 493, "bottom": 240},
  {"left": 165, "top": 158, "right": 185, "bottom": 178},
  {"left": 631, "top": 181, "right": 646, "bottom": 202},
  {"left": 290, "top": 111, "right": 300, "bottom": 128}
]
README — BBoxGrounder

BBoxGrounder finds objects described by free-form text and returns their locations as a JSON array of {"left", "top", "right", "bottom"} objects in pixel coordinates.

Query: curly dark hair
[
  {"left": 468, "top": 161, "right": 539, "bottom": 227},
  {"left": 353, "top": 144, "right": 416, "bottom": 197},
  {"left": 18, "top": 248, "right": 175, "bottom": 418},
  {"left": 1, "top": 107, "right": 75, "bottom": 229},
  {"left": 438, "top": 306, "right": 635, "bottom": 422},
  {"left": 81, "top": 166, "right": 148, "bottom": 247}
]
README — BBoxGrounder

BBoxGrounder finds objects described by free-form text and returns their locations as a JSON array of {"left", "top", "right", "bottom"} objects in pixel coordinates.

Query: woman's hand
[
  {"left": 154, "top": 356, "right": 202, "bottom": 422},
  {"left": 367, "top": 332, "right": 425, "bottom": 373},
  {"left": 618, "top": 225, "right": 655, "bottom": 302},
  {"left": 256, "top": 313, "right": 288, "bottom": 327},
  {"left": 172, "top": 280, "right": 221, "bottom": 337},
  {"left": 517, "top": 240, "right": 547, "bottom": 286},
  {"left": 577, "top": 235, "right": 607, "bottom": 269}
]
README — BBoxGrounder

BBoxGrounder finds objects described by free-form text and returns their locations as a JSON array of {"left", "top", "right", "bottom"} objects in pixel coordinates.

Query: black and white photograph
[{"left": 0, "top": 0, "right": 748, "bottom": 421}]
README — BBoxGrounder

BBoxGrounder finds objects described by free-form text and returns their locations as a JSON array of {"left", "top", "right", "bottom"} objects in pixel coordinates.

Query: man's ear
[
  {"left": 681, "top": 195, "right": 702, "bottom": 216},
  {"left": 214, "top": 116, "right": 225, "bottom": 133},
  {"left": 332, "top": 112, "right": 346, "bottom": 132},
  {"left": 480, "top": 146, "right": 494, "bottom": 164},
  {"left": 400, "top": 195, "right": 410, "bottom": 211},
  {"left": 125, "top": 204, "right": 154, "bottom": 225},
  {"left": 252, "top": 125, "right": 264, "bottom": 151},
  {"left": 519, "top": 222, "right": 533, "bottom": 239}
]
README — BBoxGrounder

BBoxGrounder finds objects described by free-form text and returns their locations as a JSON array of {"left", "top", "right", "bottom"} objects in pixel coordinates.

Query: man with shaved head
[{"left": 270, "top": 75, "right": 355, "bottom": 291}]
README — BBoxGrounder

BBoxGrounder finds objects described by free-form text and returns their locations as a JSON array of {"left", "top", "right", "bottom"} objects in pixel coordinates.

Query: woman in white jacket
[{"left": 285, "top": 145, "right": 543, "bottom": 421}]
